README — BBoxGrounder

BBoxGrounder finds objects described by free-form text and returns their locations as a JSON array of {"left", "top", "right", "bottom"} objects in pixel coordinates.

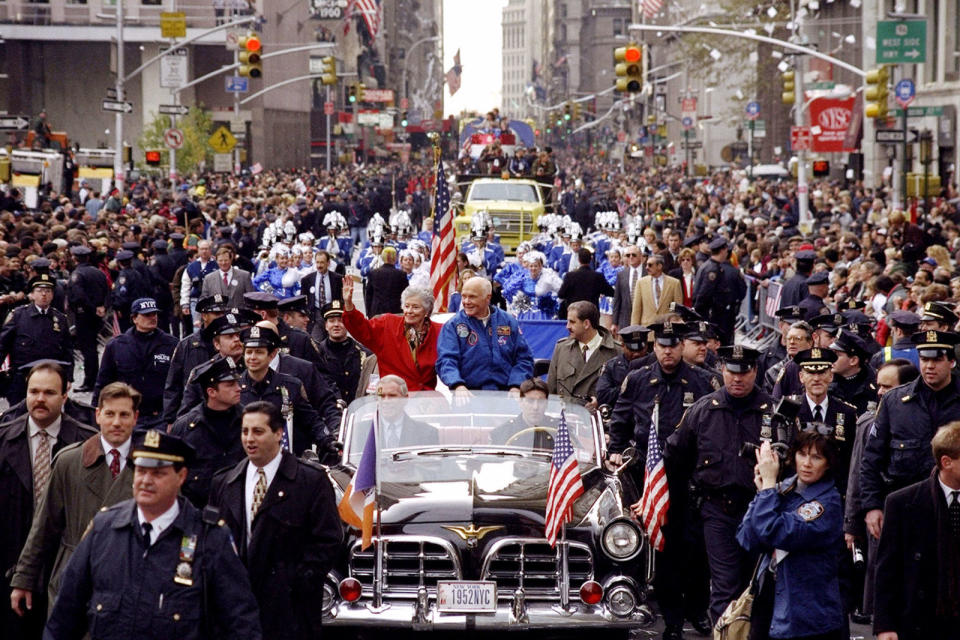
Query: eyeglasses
[
  {"left": 785, "top": 336, "right": 810, "bottom": 343},
  {"left": 624, "top": 253, "right": 638, "bottom": 257}
]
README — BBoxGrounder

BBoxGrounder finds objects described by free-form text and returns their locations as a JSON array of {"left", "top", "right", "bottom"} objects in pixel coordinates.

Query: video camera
[{"left": 739, "top": 396, "right": 801, "bottom": 461}]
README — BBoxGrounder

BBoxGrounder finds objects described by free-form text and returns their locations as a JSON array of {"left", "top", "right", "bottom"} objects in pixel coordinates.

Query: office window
[{"left": 614, "top": 18, "right": 623, "bottom": 36}]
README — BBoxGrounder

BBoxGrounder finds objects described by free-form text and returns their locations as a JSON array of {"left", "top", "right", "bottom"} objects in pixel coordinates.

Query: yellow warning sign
[
  {"left": 208, "top": 126, "right": 237, "bottom": 153},
  {"left": 160, "top": 12, "right": 187, "bottom": 39}
]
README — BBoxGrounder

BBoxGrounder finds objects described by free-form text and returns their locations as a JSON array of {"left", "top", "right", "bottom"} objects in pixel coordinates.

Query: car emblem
[{"left": 442, "top": 524, "right": 504, "bottom": 548}]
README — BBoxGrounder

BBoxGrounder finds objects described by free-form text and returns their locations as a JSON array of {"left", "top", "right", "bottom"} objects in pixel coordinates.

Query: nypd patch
[{"left": 797, "top": 501, "right": 824, "bottom": 522}]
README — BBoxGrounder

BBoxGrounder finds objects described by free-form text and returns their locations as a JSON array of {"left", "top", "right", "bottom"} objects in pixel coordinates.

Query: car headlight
[{"left": 601, "top": 520, "right": 641, "bottom": 560}]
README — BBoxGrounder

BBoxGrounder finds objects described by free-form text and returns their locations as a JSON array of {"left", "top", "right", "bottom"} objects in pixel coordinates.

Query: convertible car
[{"left": 322, "top": 391, "right": 654, "bottom": 635}]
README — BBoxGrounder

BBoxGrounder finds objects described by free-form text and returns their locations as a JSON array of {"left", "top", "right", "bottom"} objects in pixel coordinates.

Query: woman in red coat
[{"left": 341, "top": 276, "right": 441, "bottom": 391}]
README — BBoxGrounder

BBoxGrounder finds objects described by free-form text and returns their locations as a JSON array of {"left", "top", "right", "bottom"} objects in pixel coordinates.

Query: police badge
[
  {"left": 683, "top": 392, "right": 694, "bottom": 407},
  {"left": 835, "top": 413, "right": 846, "bottom": 441},
  {"left": 174, "top": 562, "right": 194, "bottom": 586},
  {"left": 761, "top": 413, "right": 773, "bottom": 440}
]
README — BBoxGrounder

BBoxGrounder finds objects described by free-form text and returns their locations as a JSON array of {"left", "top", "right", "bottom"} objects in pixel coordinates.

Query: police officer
[
  {"left": 778, "top": 249, "right": 815, "bottom": 309},
  {"left": 809, "top": 312, "right": 844, "bottom": 347},
  {"left": 43, "top": 429, "right": 263, "bottom": 640},
  {"left": 150, "top": 239, "right": 179, "bottom": 335},
  {"left": 317, "top": 300, "right": 376, "bottom": 405},
  {"left": 170, "top": 356, "right": 245, "bottom": 508},
  {"left": 869, "top": 310, "right": 921, "bottom": 369},
  {"left": 278, "top": 295, "right": 311, "bottom": 333},
  {"left": 168, "top": 232, "right": 189, "bottom": 268},
  {"left": 665, "top": 345, "right": 774, "bottom": 623},
  {"left": 0, "top": 274, "right": 73, "bottom": 404},
  {"left": 918, "top": 300, "right": 958, "bottom": 332},
  {"left": 163, "top": 294, "right": 230, "bottom": 426},
  {"left": 692, "top": 237, "right": 746, "bottom": 345},
  {"left": 798, "top": 271, "right": 831, "bottom": 321},
  {"left": 243, "top": 292, "right": 331, "bottom": 378},
  {"left": 860, "top": 330, "right": 960, "bottom": 543},
  {"left": 596, "top": 325, "right": 650, "bottom": 409},
  {"left": 67, "top": 245, "right": 109, "bottom": 392},
  {"left": 682, "top": 320, "right": 721, "bottom": 373},
  {"left": 757, "top": 305, "right": 803, "bottom": 385},
  {"left": 95, "top": 298, "right": 178, "bottom": 431},
  {"left": 768, "top": 320, "right": 814, "bottom": 396},
  {"left": 111, "top": 249, "right": 152, "bottom": 333},
  {"left": 828, "top": 329, "right": 877, "bottom": 415}
]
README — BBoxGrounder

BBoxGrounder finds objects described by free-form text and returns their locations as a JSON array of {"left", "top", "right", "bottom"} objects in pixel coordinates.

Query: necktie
[
  {"left": 813, "top": 405, "right": 824, "bottom": 423},
  {"left": 950, "top": 491, "right": 960, "bottom": 536},
  {"left": 581, "top": 343, "right": 589, "bottom": 362},
  {"left": 318, "top": 276, "right": 326, "bottom": 307},
  {"left": 109, "top": 449, "right": 121, "bottom": 479},
  {"left": 251, "top": 468, "right": 267, "bottom": 519},
  {"left": 223, "top": 271, "right": 229, "bottom": 288},
  {"left": 33, "top": 429, "right": 52, "bottom": 503},
  {"left": 141, "top": 521, "right": 153, "bottom": 546},
  {"left": 630, "top": 268, "right": 637, "bottom": 294},
  {"left": 653, "top": 277, "right": 662, "bottom": 306}
]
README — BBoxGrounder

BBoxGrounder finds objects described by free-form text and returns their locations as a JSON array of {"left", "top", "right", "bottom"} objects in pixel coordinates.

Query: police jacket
[
  {"left": 67, "top": 263, "right": 109, "bottom": 314},
  {"left": 830, "top": 365, "right": 877, "bottom": 416},
  {"left": 665, "top": 386, "right": 775, "bottom": 496},
  {"left": 793, "top": 394, "right": 859, "bottom": 493},
  {"left": 595, "top": 353, "right": 634, "bottom": 409},
  {"left": 798, "top": 293, "right": 830, "bottom": 321},
  {"left": 736, "top": 475, "right": 844, "bottom": 639},
  {"left": 869, "top": 338, "right": 919, "bottom": 369},
  {"left": 44, "top": 498, "right": 262, "bottom": 640},
  {"left": 95, "top": 328, "right": 178, "bottom": 417},
  {"left": 844, "top": 408, "right": 877, "bottom": 537},
  {"left": 111, "top": 267, "right": 152, "bottom": 314},
  {"left": 239, "top": 369, "right": 329, "bottom": 456},
  {"left": 771, "top": 360, "right": 803, "bottom": 399},
  {"left": 318, "top": 336, "right": 374, "bottom": 405},
  {"left": 778, "top": 272, "right": 809, "bottom": 308},
  {"left": 608, "top": 360, "right": 719, "bottom": 456},
  {"left": 163, "top": 333, "right": 215, "bottom": 426},
  {"left": 692, "top": 259, "right": 746, "bottom": 329},
  {"left": 436, "top": 306, "right": 534, "bottom": 390},
  {"left": 859, "top": 374, "right": 960, "bottom": 512},
  {"left": 170, "top": 403, "right": 245, "bottom": 508},
  {"left": 0, "top": 304, "right": 73, "bottom": 374}
]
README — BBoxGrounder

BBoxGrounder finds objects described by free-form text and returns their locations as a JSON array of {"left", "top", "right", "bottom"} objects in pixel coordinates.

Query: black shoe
[
  {"left": 687, "top": 613, "right": 712, "bottom": 636},
  {"left": 662, "top": 625, "right": 684, "bottom": 640}
]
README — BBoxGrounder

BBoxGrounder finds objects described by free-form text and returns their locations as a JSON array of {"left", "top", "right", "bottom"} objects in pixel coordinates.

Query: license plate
[{"left": 436, "top": 581, "right": 497, "bottom": 613}]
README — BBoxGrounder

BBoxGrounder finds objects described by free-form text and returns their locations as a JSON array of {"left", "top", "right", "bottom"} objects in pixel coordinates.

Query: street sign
[
  {"left": 160, "top": 47, "right": 188, "bottom": 89},
  {"left": 400, "top": 97, "right": 409, "bottom": 110},
  {"left": 808, "top": 82, "right": 836, "bottom": 91},
  {"left": 363, "top": 89, "right": 395, "bottom": 103},
  {"left": 682, "top": 141, "right": 703, "bottom": 149},
  {"left": 875, "top": 129, "right": 919, "bottom": 144},
  {"left": 895, "top": 79, "right": 915, "bottom": 108},
  {"left": 208, "top": 126, "right": 237, "bottom": 153},
  {"left": 102, "top": 100, "right": 133, "bottom": 114},
  {"left": 225, "top": 30, "right": 242, "bottom": 51},
  {"left": 106, "top": 87, "right": 118, "bottom": 99},
  {"left": 0, "top": 115, "right": 29, "bottom": 130},
  {"left": 230, "top": 119, "right": 245, "bottom": 134},
  {"left": 893, "top": 106, "right": 944, "bottom": 117},
  {"left": 158, "top": 104, "right": 189, "bottom": 116},
  {"left": 160, "top": 12, "right": 187, "bottom": 39},
  {"left": 745, "top": 101, "right": 760, "bottom": 120},
  {"left": 323, "top": 101, "right": 334, "bottom": 116},
  {"left": 225, "top": 76, "right": 249, "bottom": 93},
  {"left": 163, "top": 128, "right": 184, "bottom": 149},
  {"left": 876, "top": 20, "right": 926, "bottom": 64},
  {"left": 213, "top": 153, "right": 233, "bottom": 173},
  {"left": 790, "top": 125, "right": 812, "bottom": 151},
  {"left": 681, "top": 116, "right": 694, "bottom": 130}
]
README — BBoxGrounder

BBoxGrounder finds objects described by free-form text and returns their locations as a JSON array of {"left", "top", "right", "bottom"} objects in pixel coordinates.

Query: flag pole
[
  {"left": 371, "top": 405, "right": 388, "bottom": 611},
  {"left": 558, "top": 403, "right": 570, "bottom": 611}
]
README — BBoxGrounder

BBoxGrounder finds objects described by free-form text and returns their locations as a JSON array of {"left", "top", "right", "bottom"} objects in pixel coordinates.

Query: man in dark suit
[
  {"left": 557, "top": 248, "right": 614, "bottom": 319},
  {"left": 364, "top": 247, "right": 409, "bottom": 318},
  {"left": 611, "top": 245, "right": 643, "bottom": 335},
  {"left": 300, "top": 251, "right": 343, "bottom": 339},
  {"left": 209, "top": 401, "right": 343, "bottom": 640},
  {"left": 874, "top": 421, "right": 960, "bottom": 640},
  {"left": 0, "top": 362, "right": 96, "bottom": 640},
  {"left": 200, "top": 245, "right": 255, "bottom": 309},
  {"left": 375, "top": 375, "right": 439, "bottom": 448}
]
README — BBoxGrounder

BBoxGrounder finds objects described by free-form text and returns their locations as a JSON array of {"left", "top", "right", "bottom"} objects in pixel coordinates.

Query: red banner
[{"left": 809, "top": 97, "right": 857, "bottom": 153}]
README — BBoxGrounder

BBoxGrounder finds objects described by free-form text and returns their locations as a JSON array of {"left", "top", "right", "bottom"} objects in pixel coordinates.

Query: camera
[{"left": 740, "top": 397, "right": 801, "bottom": 461}]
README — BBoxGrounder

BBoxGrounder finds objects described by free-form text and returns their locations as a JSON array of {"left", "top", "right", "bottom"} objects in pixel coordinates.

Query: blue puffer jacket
[
  {"left": 736, "top": 475, "right": 844, "bottom": 639},
  {"left": 436, "top": 306, "right": 534, "bottom": 390}
]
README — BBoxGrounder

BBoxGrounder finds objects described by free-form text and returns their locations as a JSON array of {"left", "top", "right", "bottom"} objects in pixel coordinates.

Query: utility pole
[
  {"left": 114, "top": 0, "right": 125, "bottom": 195},
  {"left": 168, "top": 0, "right": 178, "bottom": 196},
  {"left": 325, "top": 83, "right": 331, "bottom": 171}
]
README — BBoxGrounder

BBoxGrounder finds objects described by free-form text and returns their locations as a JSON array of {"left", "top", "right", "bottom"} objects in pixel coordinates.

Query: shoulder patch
[
  {"left": 201, "top": 505, "right": 222, "bottom": 526},
  {"left": 708, "top": 271, "right": 717, "bottom": 281},
  {"left": 797, "top": 501, "right": 825, "bottom": 522},
  {"left": 620, "top": 375, "right": 631, "bottom": 394},
  {"left": 710, "top": 376, "right": 721, "bottom": 390}
]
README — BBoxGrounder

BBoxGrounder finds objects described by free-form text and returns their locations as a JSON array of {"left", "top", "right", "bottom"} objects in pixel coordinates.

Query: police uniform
[
  {"left": 860, "top": 331, "right": 960, "bottom": 515},
  {"left": 94, "top": 298, "right": 178, "bottom": 431},
  {"left": 869, "top": 310, "right": 921, "bottom": 369},
  {"left": 169, "top": 357, "right": 245, "bottom": 508},
  {"left": 665, "top": 345, "right": 774, "bottom": 622},
  {"left": 317, "top": 301, "right": 375, "bottom": 405},
  {"left": 757, "top": 306, "right": 802, "bottom": 386},
  {"left": 797, "top": 271, "right": 831, "bottom": 321},
  {"left": 595, "top": 325, "right": 650, "bottom": 409},
  {"left": 436, "top": 305, "right": 535, "bottom": 390},
  {"left": 828, "top": 330, "right": 877, "bottom": 415},
  {"left": 243, "top": 292, "right": 332, "bottom": 378},
  {"left": 43, "top": 430, "right": 262, "bottom": 640},
  {"left": 112, "top": 250, "right": 153, "bottom": 333},
  {"left": 150, "top": 240, "right": 179, "bottom": 335},
  {"left": 67, "top": 246, "right": 109, "bottom": 390},
  {"left": 692, "top": 238, "right": 746, "bottom": 345},
  {"left": 778, "top": 250, "right": 815, "bottom": 309},
  {"left": 0, "top": 275, "right": 73, "bottom": 404}
]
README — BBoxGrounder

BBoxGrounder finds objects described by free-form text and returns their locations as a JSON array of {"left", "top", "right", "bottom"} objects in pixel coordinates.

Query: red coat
[{"left": 342, "top": 308, "right": 441, "bottom": 391}]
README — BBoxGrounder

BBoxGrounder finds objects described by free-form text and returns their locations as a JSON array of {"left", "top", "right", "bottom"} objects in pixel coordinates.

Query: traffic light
[
  {"left": 864, "top": 66, "right": 889, "bottom": 119},
  {"left": 145, "top": 150, "right": 162, "bottom": 166},
  {"left": 400, "top": 110, "right": 408, "bottom": 127},
  {"left": 812, "top": 160, "right": 830, "bottom": 177},
  {"left": 563, "top": 102, "right": 572, "bottom": 121},
  {"left": 781, "top": 69, "right": 795, "bottom": 105},
  {"left": 572, "top": 102, "right": 582, "bottom": 121},
  {"left": 320, "top": 56, "right": 337, "bottom": 86},
  {"left": 614, "top": 44, "right": 644, "bottom": 93},
  {"left": 356, "top": 83, "right": 366, "bottom": 102},
  {"left": 347, "top": 84, "right": 357, "bottom": 103},
  {"left": 239, "top": 33, "right": 262, "bottom": 78}
]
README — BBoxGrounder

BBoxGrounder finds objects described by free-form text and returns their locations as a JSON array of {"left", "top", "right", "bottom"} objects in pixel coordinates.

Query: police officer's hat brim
[
  {"left": 131, "top": 455, "right": 180, "bottom": 468},
  {"left": 722, "top": 361, "right": 756, "bottom": 373}
]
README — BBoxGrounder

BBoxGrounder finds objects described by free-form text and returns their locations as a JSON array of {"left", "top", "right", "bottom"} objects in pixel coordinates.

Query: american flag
[
  {"left": 430, "top": 157, "right": 455, "bottom": 312},
  {"left": 637, "top": 402, "right": 669, "bottom": 552},
  {"left": 445, "top": 49, "right": 462, "bottom": 96},
  {"left": 766, "top": 280, "right": 784, "bottom": 319},
  {"left": 344, "top": 0, "right": 382, "bottom": 38},
  {"left": 641, "top": 0, "right": 663, "bottom": 19},
  {"left": 545, "top": 409, "right": 584, "bottom": 547}
]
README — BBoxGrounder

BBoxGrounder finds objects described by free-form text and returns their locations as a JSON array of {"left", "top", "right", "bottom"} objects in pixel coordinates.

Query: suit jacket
[
  {"left": 611, "top": 267, "right": 637, "bottom": 328},
  {"left": 301, "top": 270, "right": 344, "bottom": 324},
  {"left": 557, "top": 266, "right": 615, "bottom": 317},
  {"left": 630, "top": 274, "right": 683, "bottom": 326},
  {"left": 364, "top": 264, "right": 409, "bottom": 317},
  {"left": 200, "top": 266, "right": 255, "bottom": 309},
  {"left": 546, "top": 328, "right": 620, "bottom": 403},
  {"left": 0, "top": 413, "right": 95, "bottom": 640},
  {"left": 377, "top": 414, "right": 440, "bottom": 448},
  {"left": 11, "top": 435, "right": 134, "bottom": 603},
  {"left": 209, "top": 451, "right": 343, "bottom": 640},
  {"left": 874, "top": 471, "right": 957, "bottom": 640}
]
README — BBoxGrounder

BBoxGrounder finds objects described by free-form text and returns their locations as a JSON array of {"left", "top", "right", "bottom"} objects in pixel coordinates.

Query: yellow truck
[{"left": 453, "top": 177, "right": 548, "bottom": 254}]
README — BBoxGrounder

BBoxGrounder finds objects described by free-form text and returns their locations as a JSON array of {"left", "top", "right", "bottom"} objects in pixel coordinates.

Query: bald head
[{"left": 460, "top": 277, "right": 492, "bottom": 318}]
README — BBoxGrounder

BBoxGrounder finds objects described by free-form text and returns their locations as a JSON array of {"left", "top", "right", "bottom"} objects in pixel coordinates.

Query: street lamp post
[
  {"left": 114, "top": 0, "right": 125, "bottom": 195},
  {"left": 401, "top": 35, "right": 441, "bottom": 112}
]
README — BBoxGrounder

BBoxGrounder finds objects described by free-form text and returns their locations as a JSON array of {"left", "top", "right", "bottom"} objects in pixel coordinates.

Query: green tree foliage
[{"left": 137, "top": 107, "right": 214, "bottom": 175}]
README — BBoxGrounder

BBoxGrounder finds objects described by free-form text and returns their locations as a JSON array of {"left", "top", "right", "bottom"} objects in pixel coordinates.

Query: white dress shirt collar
[
  {"left": 137, "top": 500, "right": 180, "bottom": 546},
  {"left": 100, "top": 436, "right": 132, "bottom": 472},
  {"left": 806, "top": 395, "right": 829, "bottom": 419},
  {"left": 28, "top": 415, "right": 62, "bottom": 462},
  {"left": 245, "top": 450, "right": 283, "bottom": 534}
]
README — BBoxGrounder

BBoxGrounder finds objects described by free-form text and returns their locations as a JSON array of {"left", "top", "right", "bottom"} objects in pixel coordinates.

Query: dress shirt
[
  {"left": 100, "top": 436, "right": 132, "bottom": 474},
  {"left": 28, "top": 416, "right": 62, "bottom": 465},
  {"left": 244, "top": 450, "right": 283, "bottom": 535},
  {"left": 938, "top": 473, "right": 960, "bottom": 505},
  {"left": 137, "top": 500, "right": 180, "bottom": 546},
  {"left": 806, "top": 396, "right": 829, "bottom": 421},
  {"left": 579, "top": 331, "right": 603, "bottom": 362}
]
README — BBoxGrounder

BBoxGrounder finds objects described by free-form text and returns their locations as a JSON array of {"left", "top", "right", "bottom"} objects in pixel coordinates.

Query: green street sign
[
  {"left": 893, "top": 106, "right": 943, "bottom": 117},
  {"left": 876, "top": 20, "right": 926, "bottom": 64},
  {"left": 808, "top": 82, "right": 836, "bottom": 91}
]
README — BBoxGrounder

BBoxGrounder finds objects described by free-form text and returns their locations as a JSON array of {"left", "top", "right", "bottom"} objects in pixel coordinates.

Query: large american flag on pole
[
  {"left": 430, "top": 157, "right": 455, "bottom": 312},
  {"left": 344, "top": 0, "right": 382, "bottom": 38},
  {"left": 545, "top": 409, "right": 584, "bottom": 546},
  {"left": 641, "top": 0, "right": 663, "bottom": 19},
  {"left": 637, "top": 402, "right": 669, "bottom": 552}
]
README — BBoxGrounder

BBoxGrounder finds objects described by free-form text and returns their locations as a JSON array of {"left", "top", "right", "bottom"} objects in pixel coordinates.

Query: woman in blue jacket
[{"left": 736, "top": 434, "right": 844, "bottom": 640}]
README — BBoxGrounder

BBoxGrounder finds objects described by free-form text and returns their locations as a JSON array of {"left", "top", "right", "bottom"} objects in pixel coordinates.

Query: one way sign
[
  {"left": 0, "top": 115, "right": 30, "bottom": 130},
  {"left": 158, "top": 104, "right": 190, "bottom": 116},
  {"left": 102, "top": 100, "right": 134, "bottom": 114}
]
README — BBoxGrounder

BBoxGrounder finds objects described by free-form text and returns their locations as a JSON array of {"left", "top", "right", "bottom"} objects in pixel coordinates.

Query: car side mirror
[{"left": 615, "top": 447, "right": 640, "bottom": 475}]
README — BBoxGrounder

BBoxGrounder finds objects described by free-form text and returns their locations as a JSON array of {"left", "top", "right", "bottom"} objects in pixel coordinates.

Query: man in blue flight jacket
[{"left": 436, "top": 277, "right": 534, "bottom": 394}]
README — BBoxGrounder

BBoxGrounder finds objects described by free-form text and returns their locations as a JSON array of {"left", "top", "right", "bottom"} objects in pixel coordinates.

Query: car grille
[
  {"left": 486, "top": 210, "right": 533, "bottom": 237},
  {"left": 349, "top": 536, "right": 461, "bottom": 595},
  {"left": 481, "top": 538, "right": 594, "bottom": 598}
]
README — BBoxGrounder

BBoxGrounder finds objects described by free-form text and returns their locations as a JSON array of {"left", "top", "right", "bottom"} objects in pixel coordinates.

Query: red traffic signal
[
  {"left": 243, "top": 35, "right": 261, "bottom": 53},
  {"left": 623, "top": 46, "right": 641, "bottom": 63},
  {"left": 145, "top": 150, "right": 162, "bottom": 166}
]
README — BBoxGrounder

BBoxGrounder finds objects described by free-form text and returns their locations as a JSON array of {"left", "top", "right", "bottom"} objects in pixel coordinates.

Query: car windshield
[
  {"left": 341, "top": 391, "right": 598, "bottom": 483},
  {"left": 468, "top": 182, "right": 539, "bottom": 202}
]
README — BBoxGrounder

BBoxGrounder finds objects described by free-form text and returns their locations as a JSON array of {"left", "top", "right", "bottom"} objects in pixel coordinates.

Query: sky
[{"left": 443, "top": 0, "right": 509, "bottom": 116}]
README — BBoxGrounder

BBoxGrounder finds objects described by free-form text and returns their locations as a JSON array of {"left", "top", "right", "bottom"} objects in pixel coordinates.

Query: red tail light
[
  {"left": 338, "top": 577, "right": 362, "bottom": 602},
  {"left": 579, "top": 580, "right": 604, "bottom": 605}
]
